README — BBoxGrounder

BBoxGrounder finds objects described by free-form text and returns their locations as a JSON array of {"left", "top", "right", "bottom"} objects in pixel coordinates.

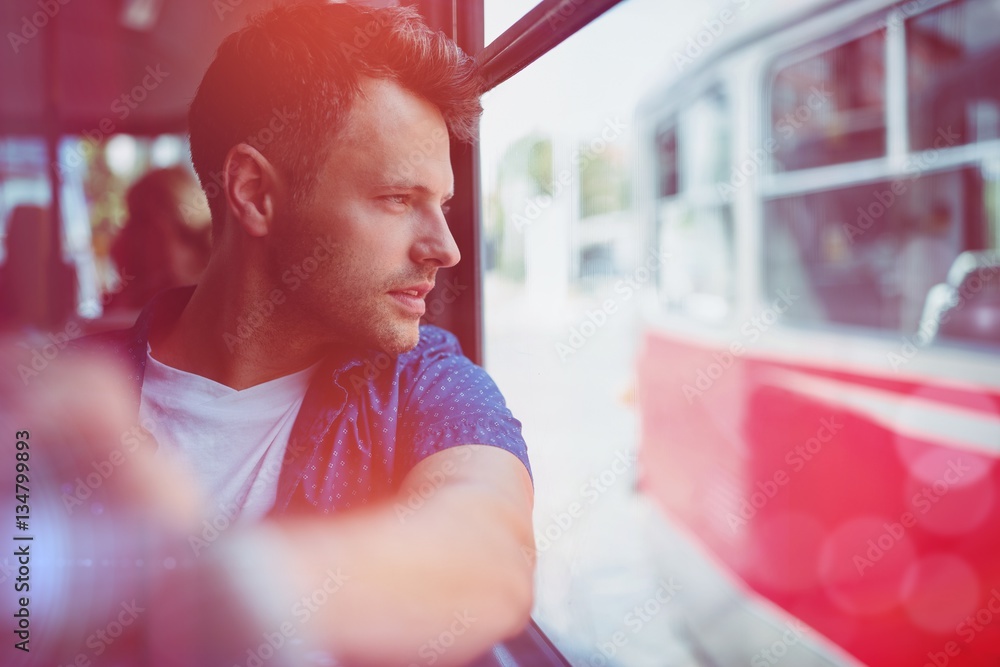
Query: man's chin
[{"left": 374, "top": 321, "right": 422, "bottom": 356}]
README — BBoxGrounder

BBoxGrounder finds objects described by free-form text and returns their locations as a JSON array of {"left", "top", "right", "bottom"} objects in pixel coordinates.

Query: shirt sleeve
[{"left": 397, "top": 326, "right": 532, "bottom": 483}]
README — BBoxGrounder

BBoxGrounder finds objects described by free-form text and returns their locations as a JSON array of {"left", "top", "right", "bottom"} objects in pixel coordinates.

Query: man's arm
[
  {"left": 18, "top": 353, "right": 534, "bottom": 666},
  {"left": 230, "top": 444, "right": 536, "bottom": 666}
]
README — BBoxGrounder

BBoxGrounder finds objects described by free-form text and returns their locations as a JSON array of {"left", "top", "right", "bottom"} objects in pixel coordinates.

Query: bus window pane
[
  {"left": 480, "top": 2, "right": 748, "bottom": 662},
  {"left": 764, "top": 167, "right": 998, "bottom": 346},
  {"left": 659, "top": 201, "right": 733, "bottom": 322},
  {"left": 770, "top": 30, "right": 885, "bottom": 171},
  {"left": 907, "top": 0, "right": 1000, "bottom": 150},
  {"left": 484, "top": 0, "right": 540, "bottom": 46},
  {"left": 0, "top": 138, "right": 51, "bottom": 255},
  {"left": 656, "top": 87, "right": 735, "bottom": 323},
  {"left": 655, "top": 123, "right": 678, "bottom": 198},
  {"left": 0, "top": 138, "right": 65, "bottom": 330},
  {"left": 679, "top": 88, "right": 730, "bottom": 190}
]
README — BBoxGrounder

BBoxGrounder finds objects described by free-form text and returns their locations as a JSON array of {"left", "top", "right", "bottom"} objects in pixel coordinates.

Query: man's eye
[{"left": 382, "top": 195, "right": 408, "bottom": 206}]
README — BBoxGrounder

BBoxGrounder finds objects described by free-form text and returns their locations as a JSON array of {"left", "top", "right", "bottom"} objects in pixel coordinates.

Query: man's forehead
[
  {"left": 324, "top": 78, "right": 452, "bottom": 189},
  {"left": 339, "top": 78, "right": 449, "bottom": 149}
]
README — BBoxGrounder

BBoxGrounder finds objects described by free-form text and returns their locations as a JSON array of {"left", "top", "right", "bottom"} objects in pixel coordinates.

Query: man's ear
[{"left": 222, "top": 144, "right": 283, "bottom": 238}]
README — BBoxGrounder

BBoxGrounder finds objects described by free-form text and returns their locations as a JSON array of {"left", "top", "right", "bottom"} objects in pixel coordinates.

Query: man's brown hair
[{"left": 188, "top": 2, "right": 482, "bottom": 232}]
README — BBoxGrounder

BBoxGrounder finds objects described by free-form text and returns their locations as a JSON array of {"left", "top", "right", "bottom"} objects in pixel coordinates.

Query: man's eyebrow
[{"left": 376, "top": 182, "right": 454, "bottom": 201}]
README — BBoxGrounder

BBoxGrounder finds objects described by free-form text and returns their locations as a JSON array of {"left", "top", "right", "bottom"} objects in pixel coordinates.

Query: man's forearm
[{"left": 221, "top": 447, "right": 536, "bottom": 666}]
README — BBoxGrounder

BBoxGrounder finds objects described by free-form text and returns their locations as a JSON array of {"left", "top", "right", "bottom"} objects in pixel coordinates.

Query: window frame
[
  {"left": 411, "top": 0, "right": 627, "bottom": 364},
  {"left": 762, "top": 13, "right": 890, "bottom": 182},
  {"left": 649, "top": 82, "right": 737, "bottom": 325}
]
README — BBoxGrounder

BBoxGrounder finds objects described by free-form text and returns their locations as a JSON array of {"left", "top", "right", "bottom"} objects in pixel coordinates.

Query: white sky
[{"left": 479, "top": 0, "right": 816, "bottom": 167}]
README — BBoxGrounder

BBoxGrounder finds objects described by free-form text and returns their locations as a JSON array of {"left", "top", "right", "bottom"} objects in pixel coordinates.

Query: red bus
[{"left": 636, "top": 0, "right": 1000, "bottom": 664}]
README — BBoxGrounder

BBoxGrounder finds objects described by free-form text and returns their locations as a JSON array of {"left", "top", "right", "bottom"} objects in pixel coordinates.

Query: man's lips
[
  {"left": 388, "top": 282, "right": 434, "bottom": 316},
  {"left": 389, "top": 283, "right": 434, "bottom": 299}
]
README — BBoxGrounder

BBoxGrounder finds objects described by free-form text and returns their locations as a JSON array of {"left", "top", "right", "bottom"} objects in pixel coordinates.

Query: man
[{"left": 60, "top": 3, "right": 535, "bottom": 665}]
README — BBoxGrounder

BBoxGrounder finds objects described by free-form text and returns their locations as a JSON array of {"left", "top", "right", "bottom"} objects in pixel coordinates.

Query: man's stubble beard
[
  {"left": 344, "top": 288, "right": 421, "bottom": 355},
  {"left": 272, "top": 207, "right": 423, "bottom": 357},
  {"left": 290, "top": 270, "right": 421, "bottom": 357}
]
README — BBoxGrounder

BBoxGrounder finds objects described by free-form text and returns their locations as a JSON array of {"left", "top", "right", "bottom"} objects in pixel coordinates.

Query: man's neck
[{"left": 150, "top": 260, "right": 325, "bottom": 391}]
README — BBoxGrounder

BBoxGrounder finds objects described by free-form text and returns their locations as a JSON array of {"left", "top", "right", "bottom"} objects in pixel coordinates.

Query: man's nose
[{"left": 412, "top": 207, "right": 460, "bottom": 268}]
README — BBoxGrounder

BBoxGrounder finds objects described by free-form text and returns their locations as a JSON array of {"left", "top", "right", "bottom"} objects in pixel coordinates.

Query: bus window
[
  {"left": 679, "top": 89, "right": 730, "bottom": 190},
  {"left": 908, "top": 0, "right": 1000, "bottom": 151},
  {"left": 657, "top": 88, "right": 734, "bottom": 323},
  {"left": 0, "top": 138, "right": 50, "bottom": 257},
  {"left": 770, "top": 29, "right": 885, "bottom": 171},
  {"left": 764, "top": 166, "right": 998, "bottom": 342},
  {"left": 654, "top": 123, "right": 678, "bottom": 198},
  {"left": 658, "top": 201, "right": 734, "bottom": 323},
  {"left": 0, "top": 138, "right": 77, "bottom": 331}
]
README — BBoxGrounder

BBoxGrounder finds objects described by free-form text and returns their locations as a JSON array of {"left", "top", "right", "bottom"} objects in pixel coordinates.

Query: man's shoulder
[
  {"left": 391, "top": 324, "right": 479, "bottom": 397},
  {"left": 390, "top": 325, "right": 531, "bottom": 482}
]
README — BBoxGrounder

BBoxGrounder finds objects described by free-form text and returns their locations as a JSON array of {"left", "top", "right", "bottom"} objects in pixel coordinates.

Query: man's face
[{"left": 270, "top": 78, "right": 459, "bottom": 355}]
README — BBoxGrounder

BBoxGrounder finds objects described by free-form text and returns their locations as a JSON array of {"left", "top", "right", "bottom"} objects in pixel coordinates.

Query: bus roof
[
  {"left": 638, "top": 0, "right": 892, "bottom": 116},
  {"left": 0, "top": 0, "right": 279, "bottom": 136}
]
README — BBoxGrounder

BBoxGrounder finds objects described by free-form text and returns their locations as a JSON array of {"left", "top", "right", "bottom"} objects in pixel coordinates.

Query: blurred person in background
[
  {"left": 0, "top": 204, "right": 78, "bottom": 333},
  {"left": 107, "top": 166, "right": 212, "bottom": 313}
]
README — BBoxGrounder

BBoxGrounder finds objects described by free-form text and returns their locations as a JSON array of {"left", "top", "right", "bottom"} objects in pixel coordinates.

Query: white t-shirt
[{"left": 138, "top": 348, "right": 317, "bottom": 524}]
